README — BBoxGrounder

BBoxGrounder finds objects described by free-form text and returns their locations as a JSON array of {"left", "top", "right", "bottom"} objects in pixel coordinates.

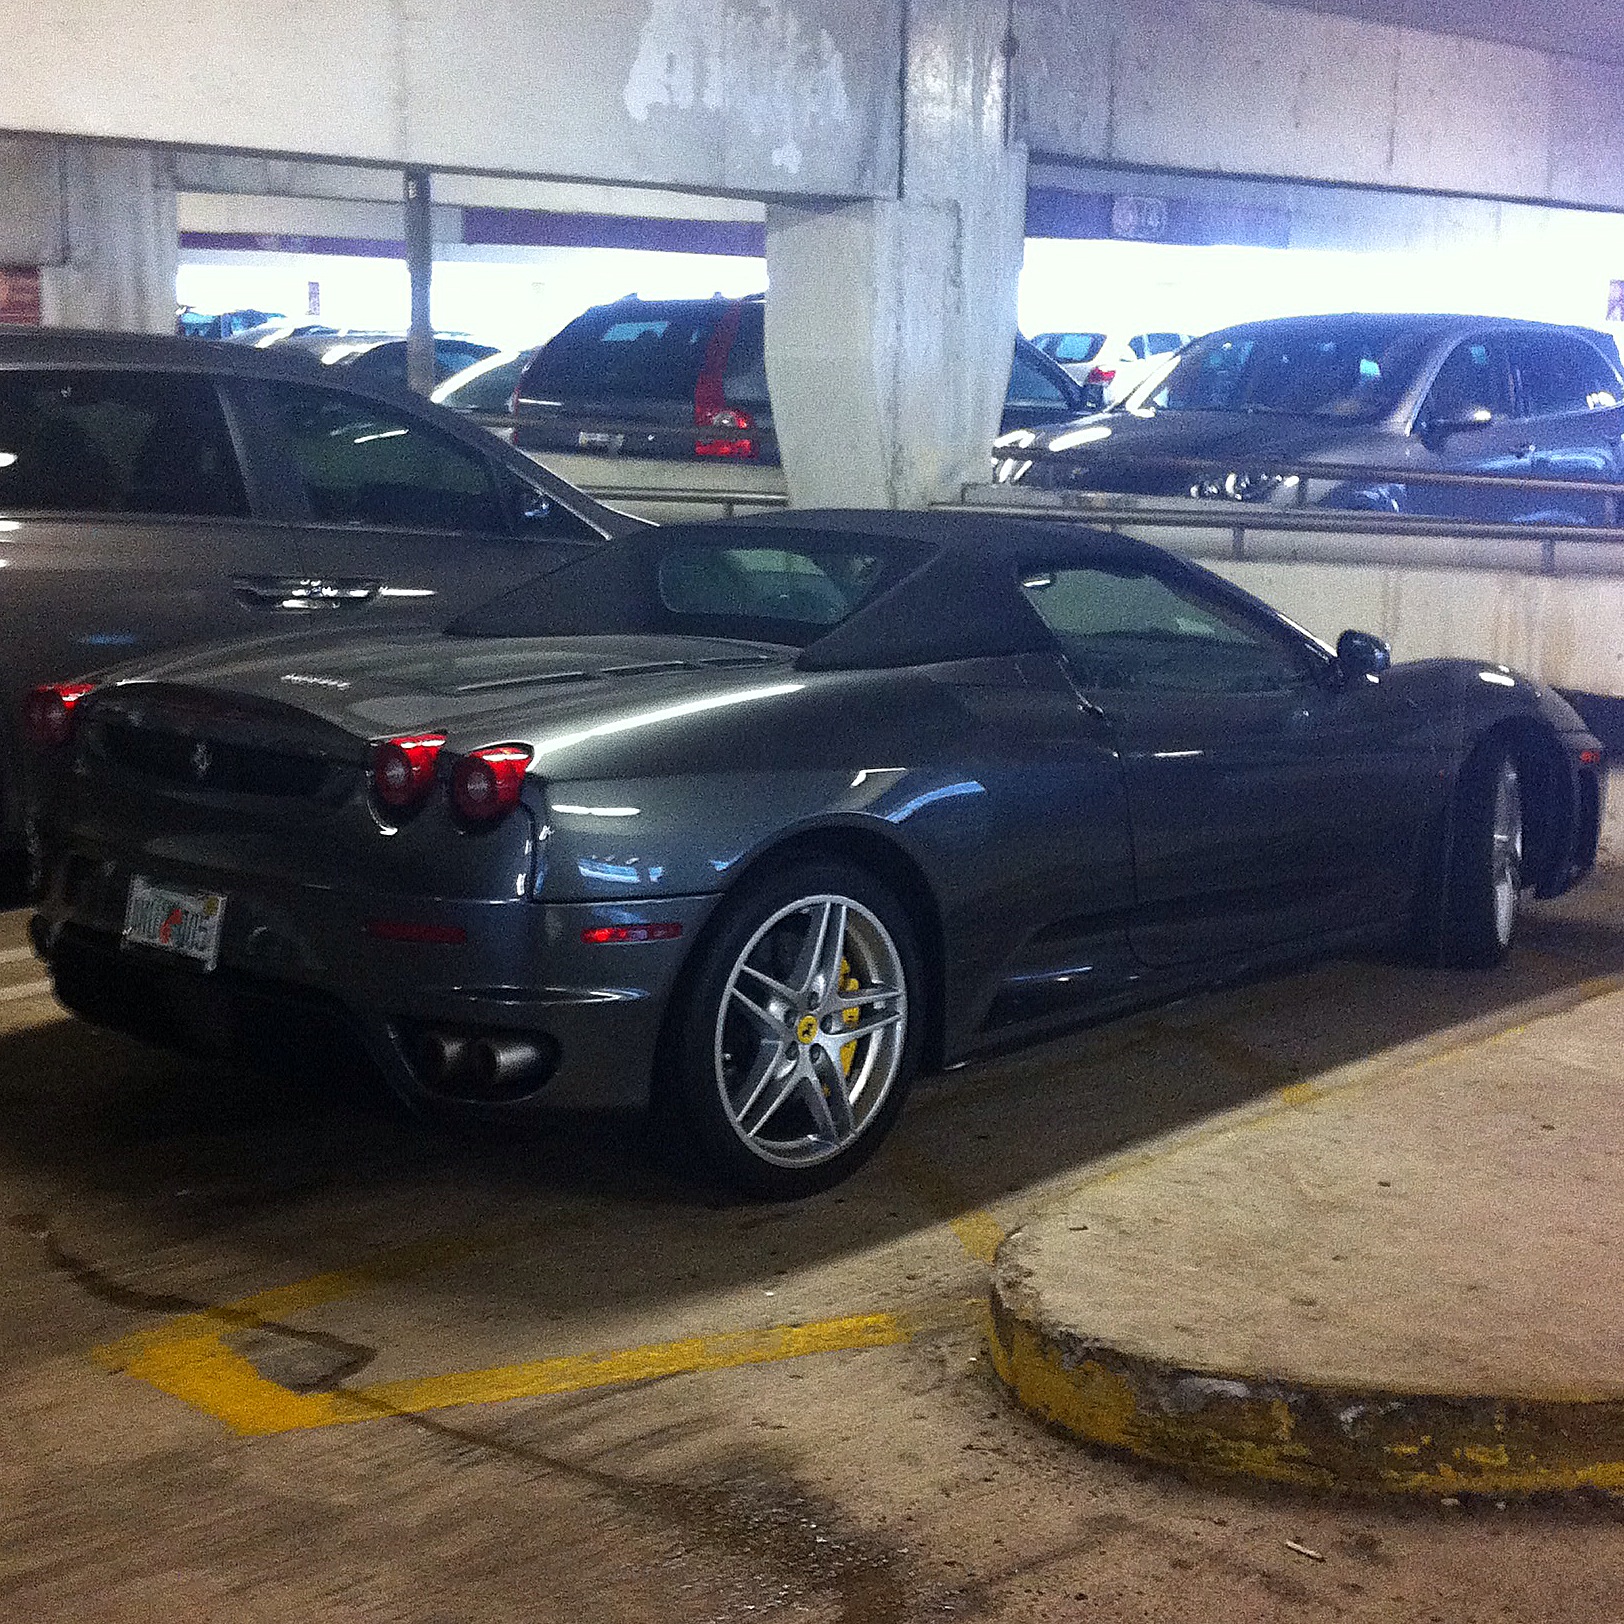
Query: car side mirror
[
  {"left": 1336, "top": 629, "right": 1391, "bottom": 680},
  {"left": 1424, "top": 406, "right": 1493, "bottom": 437}
]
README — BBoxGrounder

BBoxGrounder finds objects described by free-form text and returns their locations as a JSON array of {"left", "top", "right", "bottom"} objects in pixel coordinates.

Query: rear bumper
[{"left": 32, "top": 847, "right": 721, "bottom": 1113}]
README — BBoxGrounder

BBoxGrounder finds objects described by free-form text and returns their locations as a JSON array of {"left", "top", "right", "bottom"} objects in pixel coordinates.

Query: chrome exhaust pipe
[
  {"left": 418, "top": 1030, "right": 468, "bottom": 1085},
  {"left": 412, "top": 1027, "right": 554, "bottom": 1098},
  {"left": 463, "top": 1036, "right": 546, "bottom": 1094}
]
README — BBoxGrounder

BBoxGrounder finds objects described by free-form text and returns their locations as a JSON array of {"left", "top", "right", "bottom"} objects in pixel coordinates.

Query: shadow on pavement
[{"left": 1, "top": 869, "right": 1621, "bottom": 1327}]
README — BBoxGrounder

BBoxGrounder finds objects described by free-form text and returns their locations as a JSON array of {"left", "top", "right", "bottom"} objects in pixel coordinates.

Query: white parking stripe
[
  {"left": 0, "top": 947, "right": 37, "bottom": 966},
  {"left": 0, "top": 980, "right": 51, "bottom": 1004}
]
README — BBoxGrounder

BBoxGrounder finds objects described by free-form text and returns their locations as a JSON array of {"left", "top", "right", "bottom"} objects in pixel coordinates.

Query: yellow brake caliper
[{"left": 838, "top": 956, "right": 861, "bottom": 1076}]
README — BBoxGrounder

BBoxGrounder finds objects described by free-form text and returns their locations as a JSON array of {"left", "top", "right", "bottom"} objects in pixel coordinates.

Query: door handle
[{"left": 233, "top": 575, "right": 381, "bottom": 610}]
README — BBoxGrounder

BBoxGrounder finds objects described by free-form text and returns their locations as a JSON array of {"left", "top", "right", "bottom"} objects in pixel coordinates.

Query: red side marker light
[
  {"left": 371, "top": 733, "right": 445, "bottom": 810},
  {"left": 1085, "top": 365, "right": 1117, "bottom": 385},
  {"left": 581, "top": 922, "right": 684, "bottom": 945},
  {"left": 23, "top": 682, "right": 96, "bottom": 748},
  {"left": 365, "top": 920, "right": 468, "bottom": 945},
  {"left": 1580, "top": 748, "right": 1603, "bottom": 765},
  {"left": 451, "top": 744, "right": 533, "bottom": 824}
]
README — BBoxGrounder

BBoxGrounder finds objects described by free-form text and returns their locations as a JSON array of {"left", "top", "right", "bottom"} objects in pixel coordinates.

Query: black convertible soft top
[{"left": 449, "top": 509, "right": 1176, "bottom": 671}]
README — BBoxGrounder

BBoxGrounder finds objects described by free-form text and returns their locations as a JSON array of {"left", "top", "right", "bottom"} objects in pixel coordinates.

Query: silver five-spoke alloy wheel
[
  {"left": 1491, "top": 758, "right": 1523, "bottom": 949},
  {"left": 714, "top": 893, "right": 908, "bottom": 1168}
]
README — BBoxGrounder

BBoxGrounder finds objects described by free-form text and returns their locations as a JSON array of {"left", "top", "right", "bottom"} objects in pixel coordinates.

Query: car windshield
[
  {"left": 450, "top": 530, "right": 934, "bottom": 649},
  {"left": 1141, "top": 323, "right": 1430, "bottom": 420}
]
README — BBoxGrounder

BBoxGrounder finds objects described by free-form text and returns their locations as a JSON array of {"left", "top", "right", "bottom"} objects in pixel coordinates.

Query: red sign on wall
[{"left": 0, "top": 268, "right": 42, "bottom": 326}]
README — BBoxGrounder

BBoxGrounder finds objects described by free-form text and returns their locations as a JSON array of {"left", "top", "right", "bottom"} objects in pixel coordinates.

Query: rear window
[
  {"left": 0, "top": 369, "right": 247, "bottom": 518},
  {"left": 452, "top": 530, "right": 932, "bottom": 649},
  {"left": 1037, "top": 332, "right": 1106, "bottom": 365},
  {"left": 521, "top": 304, "right": 724, "bottom": 402}
]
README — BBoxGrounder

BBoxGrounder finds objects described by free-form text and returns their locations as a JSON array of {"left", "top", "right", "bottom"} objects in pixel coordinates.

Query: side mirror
[
  {"left": 1424, "top": 406, "right": 1493, "bottom": 437},
  {"left": 1336, "top": 629, "right": 1391, "bottom": 680}
]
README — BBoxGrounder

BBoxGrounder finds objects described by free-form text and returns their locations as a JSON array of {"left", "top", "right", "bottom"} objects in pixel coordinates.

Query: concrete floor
[{"left": 4, "top": 863, "right": 1624, "bottom": 1622}]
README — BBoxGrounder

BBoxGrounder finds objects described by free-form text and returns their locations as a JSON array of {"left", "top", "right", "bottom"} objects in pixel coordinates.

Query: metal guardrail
[
  {"left": 951, "top": 483, "right": 1624, "bottom": 579},
  {"left": 994, "top": 443, "right": 1624, "bottom": 507}
]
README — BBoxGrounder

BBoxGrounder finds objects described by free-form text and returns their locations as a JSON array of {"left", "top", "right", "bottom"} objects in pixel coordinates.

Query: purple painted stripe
[
  {"left": 181, "top": 231, "right": 406, "bottom": 258},
  {"left": 461, "top": 208, "right": 765, "bottom": 257}
]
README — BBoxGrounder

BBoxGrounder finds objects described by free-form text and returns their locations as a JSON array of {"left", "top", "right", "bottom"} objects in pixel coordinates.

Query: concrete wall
[
  {"left": 0, "top": 139, "right": 175, "bottom": 331},
  {"left": 1016, "top": 0, "right": 1624, "bottom": 209},
  {"left": 0, "top": 0, "right": 901, "bottom": 201}
]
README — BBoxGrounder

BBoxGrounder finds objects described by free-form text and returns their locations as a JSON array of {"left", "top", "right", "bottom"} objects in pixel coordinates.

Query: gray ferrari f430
[{"left": 22, "top": 512, "right": 1605, "bottom": 1195}]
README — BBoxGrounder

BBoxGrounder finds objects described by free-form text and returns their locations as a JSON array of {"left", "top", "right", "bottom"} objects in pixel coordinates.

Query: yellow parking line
[
  {"left": 96, "top": 1288, "right": 973, "bottom": 1436},
  {"left": 341, "top": 1304, "right": 967, "bottom": 1428}
]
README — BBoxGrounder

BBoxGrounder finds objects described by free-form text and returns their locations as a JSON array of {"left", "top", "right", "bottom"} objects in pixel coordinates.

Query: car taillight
[
  {"left": 1085, "top": 365, "right": 1117, "bottom": 385},
  {"left": 582, "top": 922, "right": 683, "bottom": 945},
  {"left": 695, "top": 405, "right": 755, "bottom": 458},
  {"left": 451, "top": 744, "right": 532, "bottom": 825},
  {"left": 371, "top": 733, "right": 445, "bottom": 810},
  {"left": 693, "top": 301, "right": 755, "bottom": 458},
  {"left": 23, "top": 682, "right": 96, "bottom": 748}
]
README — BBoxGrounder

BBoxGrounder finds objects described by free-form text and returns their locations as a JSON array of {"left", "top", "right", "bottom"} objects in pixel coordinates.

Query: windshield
[
  {"left": 1142, "top": 323, "right": 1430, "bottom": 420},
  {"left": 450, "top": 530, "right": 934, "bottom": 649}
]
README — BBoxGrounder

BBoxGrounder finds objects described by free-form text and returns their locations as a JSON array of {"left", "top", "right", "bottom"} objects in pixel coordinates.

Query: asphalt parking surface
[{"left": 4, "top": 869, "right": 1624, "bottom": 1622}]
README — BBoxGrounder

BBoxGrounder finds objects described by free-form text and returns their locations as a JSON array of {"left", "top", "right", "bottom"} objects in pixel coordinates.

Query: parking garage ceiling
[{"left": 1268, "top": 0, "right": 1624, "bottom": 68}]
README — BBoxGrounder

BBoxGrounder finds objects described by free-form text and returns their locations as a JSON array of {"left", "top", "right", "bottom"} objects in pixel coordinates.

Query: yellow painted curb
[{"left": 987, "top": 1284, "right": 1624, "bottom": 1498}]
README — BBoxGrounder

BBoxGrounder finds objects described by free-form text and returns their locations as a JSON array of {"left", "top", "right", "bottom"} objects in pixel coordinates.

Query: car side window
[
  {"left": 495, "top": 464, "right": 598, "bottom": 540},
  {"left": 1511, "top": 334, "right": 1622, "bottom": 418},
  {"left": 1420, "top": 339, "right": 1513, "bottom": 429},
  {"left": 0, "top": 369, "right": 248, "bottom": 518},
  {"left": 1007, "top": 352, "right": 1068, "bottom": 406},
  {"left": 253, "top": 383, "right": 508, "bottom": 533},
  {"left": 1020, "top": 564, "right": 1315, "bottom": 694}
]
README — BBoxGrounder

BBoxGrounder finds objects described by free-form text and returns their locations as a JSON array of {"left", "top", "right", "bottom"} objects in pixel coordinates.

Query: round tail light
[
  {"left": 451, "top": 745, "right": 532, "bottom": 825},
  {"left": 23, "top": 682, "right": 96, "bottom": 748},
  {"left": 371, "top": 733, "right": 445, "bottom": 810}
]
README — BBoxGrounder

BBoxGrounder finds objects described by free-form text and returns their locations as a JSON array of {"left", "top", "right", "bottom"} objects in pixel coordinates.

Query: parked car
[
  {"left": 999, "top": 314, "right": 1624, "bottom": 524},
  {"left": 0, "top": 328, "right": 643, "bottom": 861},
  {"left": 1030, "top": 328, "right": 1192, "bottom": 408},
  {"left": 224, "top": 321, "right": 342, "bottom": 348},
  {"left": 23, "top": 512, "right": 1602, "bottom": 1196},
  {"left": 288, "top": 334, "right": 501, "bottom": 393},
  {"left": 511, "top": 294, "right": 1089, "bottom": 465},
  {"left": 432, "top": 347, "right": 541, "bottom": 425},
  {"left": 177, "top": 306, "right": 285, "bottom": 341}
]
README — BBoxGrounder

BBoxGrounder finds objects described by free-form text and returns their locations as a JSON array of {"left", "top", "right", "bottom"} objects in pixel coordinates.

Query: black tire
[
  {"left": 655, "top": 858, "right": 925, "bottom": 1199},
  {"left": 1416, "top": 738, "right": 1525, "bottom": 970}
]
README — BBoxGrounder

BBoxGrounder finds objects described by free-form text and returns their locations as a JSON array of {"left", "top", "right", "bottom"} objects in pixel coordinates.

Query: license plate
[{"left": 122, "top": 876, "right": 226, "bottom": 971}]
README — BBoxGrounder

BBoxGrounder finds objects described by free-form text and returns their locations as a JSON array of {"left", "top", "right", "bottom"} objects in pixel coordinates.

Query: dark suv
[
  {"left": 511, "top": 293, "right": 1087, "bottom": 466},
  {"left": 0, "top": 329, "right": 640, "bottom": 856}
]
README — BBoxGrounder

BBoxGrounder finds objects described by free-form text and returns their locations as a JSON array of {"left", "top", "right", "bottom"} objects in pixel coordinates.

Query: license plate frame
[{"left": 121, "top": 875, "right": 227, "bottom": 972}]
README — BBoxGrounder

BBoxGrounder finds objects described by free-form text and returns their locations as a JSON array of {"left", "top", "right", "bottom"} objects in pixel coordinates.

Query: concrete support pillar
[
  {"left": 39, "top": 144, "right": 176, "bottom": 334},
  {"left": 403, "top": 167, "right": 435, "bottom": 395},
  {"left": 764, "top": 0, "right": 1027, "bottom": 509}
]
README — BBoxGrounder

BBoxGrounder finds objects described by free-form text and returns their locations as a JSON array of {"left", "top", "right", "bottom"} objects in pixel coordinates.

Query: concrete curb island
[
  {"left": 988, "top": 1260, "right": 1624, "bottom": 1497},
  {"left": 983, "top": 964, "right": 1624, "bottom": 1499}
]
